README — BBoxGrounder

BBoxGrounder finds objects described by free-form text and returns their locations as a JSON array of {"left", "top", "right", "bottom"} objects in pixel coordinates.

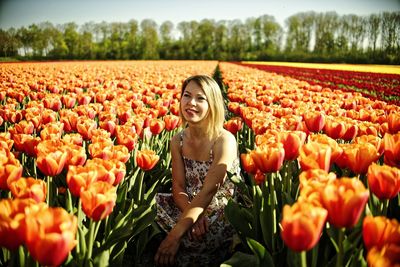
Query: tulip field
[{"left": 0, "top": 60, "right": 399, "bottom": 267}]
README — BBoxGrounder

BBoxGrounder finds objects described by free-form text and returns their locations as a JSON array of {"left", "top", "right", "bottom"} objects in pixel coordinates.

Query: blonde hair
[{"left": 180, "top": 75, "right": 225, "bottom": 139}]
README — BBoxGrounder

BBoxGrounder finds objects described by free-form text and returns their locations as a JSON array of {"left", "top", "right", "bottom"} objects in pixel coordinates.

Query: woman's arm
[
  {"left": 155, "top": 130, "right": 238, "bottom": 266},
  {"left": 170, "top": 134, "right": 190, "bottom": 212}
]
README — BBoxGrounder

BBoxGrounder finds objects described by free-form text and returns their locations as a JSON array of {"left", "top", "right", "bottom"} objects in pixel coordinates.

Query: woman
[{"left": 154, "top": 75, "right": 240, "bottom": 266}]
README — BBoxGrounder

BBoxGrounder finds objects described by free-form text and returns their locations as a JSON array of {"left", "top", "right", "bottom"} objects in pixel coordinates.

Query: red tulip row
[
  {"left": 238, "top": 62, "right": 400, "bottom": 106},
  {"left": 219, "top": 62, "right": 400, "bottom": 266}
]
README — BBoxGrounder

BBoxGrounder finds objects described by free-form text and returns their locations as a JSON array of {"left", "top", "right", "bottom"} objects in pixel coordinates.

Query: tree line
[{"left": 1, "top": 11, "right": 399, "bottom": 64}]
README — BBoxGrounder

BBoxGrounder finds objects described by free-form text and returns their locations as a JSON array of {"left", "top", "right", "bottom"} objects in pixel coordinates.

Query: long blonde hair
[{"left": 179, "top": 75, "right": 225, "bottom": 139}]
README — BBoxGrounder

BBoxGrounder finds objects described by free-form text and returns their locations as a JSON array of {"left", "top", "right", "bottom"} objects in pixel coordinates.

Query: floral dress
[{"left": 156, "top": 131, "right": 241, "bottom": 266}]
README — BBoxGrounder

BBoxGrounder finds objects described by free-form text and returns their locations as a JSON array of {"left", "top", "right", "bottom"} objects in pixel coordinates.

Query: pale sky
[{"left": 0, "top": 0, "right": 399, "bottom": 29}]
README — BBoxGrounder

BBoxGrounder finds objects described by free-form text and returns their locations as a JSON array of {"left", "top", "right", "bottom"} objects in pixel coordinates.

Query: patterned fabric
[{"left": 155, "top": 131, "right": 240, "bottom": 267}]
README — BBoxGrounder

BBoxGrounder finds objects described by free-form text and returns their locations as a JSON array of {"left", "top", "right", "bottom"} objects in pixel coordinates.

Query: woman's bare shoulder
[
  {"left": 170, "top": 130, "right": 183, "bottom": 149},
  {"left": 217, "top": 128, "right": 237, "bottom": 145}
]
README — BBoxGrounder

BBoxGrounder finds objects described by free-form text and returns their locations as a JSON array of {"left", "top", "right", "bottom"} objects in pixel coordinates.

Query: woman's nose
[{"left": 188, "top": 97, "right": 196, "bottom": 105}]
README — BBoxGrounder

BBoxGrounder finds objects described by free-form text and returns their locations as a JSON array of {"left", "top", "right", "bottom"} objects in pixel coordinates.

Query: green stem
[
  {"left": 135, "top": 171, "right": 145, "bottom": 203},
  {"left": 381, "top": 199, "right": 389, "bottom": 216},
  {"left": 66, "top": 189, "right": 73, "bottom": 213},
  {"left": 46, "top": 176, "right": 52, "bottom": 206},
  {"left": 76, "top": 198, "right": 83, "bottom": 254},
  {"left": 86, "top": 220, "right": 97, "bottom": 267},
  {"left": 300, "top": 251, "right": 307, "bottom": 267},
  {"left": 336, "top": 228, "right": 344, "bottom": 267},
  {"left": 269, "top": 172, "right": 277, "bottom": 252},
  {"left": 18, "top": 246, "right": 25, "bottom": 267},
  {"left": 33, "top": 158, "right": 37, "bottom": 179}
]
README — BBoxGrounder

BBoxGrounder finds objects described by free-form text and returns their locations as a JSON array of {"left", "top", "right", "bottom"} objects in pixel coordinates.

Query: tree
[
  {"left": 139, "top": 19, "right": 159, "bottom": 59},
  {"left": 126, "top": 19, "right": 140, "bottom": 59},
  {"left": 366, "top": 14, "right": 381, "bottom": 55},
  {"left": 63, "top": 22, "right": 79, "bottom": 58},
  {"left": 159, "top": 21, "right": 174, "bottom": 59},
  {"left": 285, "top": 12, "right": 315, "bottom": 54},
  {"left": 313, "top": 12, "right": 338, "bottom": 56}
]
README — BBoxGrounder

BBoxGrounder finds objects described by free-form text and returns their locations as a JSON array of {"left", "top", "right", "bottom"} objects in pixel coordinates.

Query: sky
[{"left": 0, "top": 0, "right": 399, "bottom": 30}]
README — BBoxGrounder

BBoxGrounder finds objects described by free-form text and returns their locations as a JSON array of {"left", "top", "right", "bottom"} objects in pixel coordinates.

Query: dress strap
[{"left": 179, "top": 130, "right": 184, "bottom": 151}]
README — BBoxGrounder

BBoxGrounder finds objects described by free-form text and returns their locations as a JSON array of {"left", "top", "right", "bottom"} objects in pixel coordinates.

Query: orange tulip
[
  {"left": 383, "top": 133, "right": 400, "bottom": 168},
  {"left": 62, "top": 133, "right": 83, "bottom": 146},
  {"left": 89, "top": 140, "right": 114, "bottom": 160},
  {"left": 303, "top": 111, "right": 325, "bottom": 133},
  {"left": 224, "top": 117, "right": 244, "bottom": 135},
  {"left": 298, "top": 169, "right": 336, "bottom": 190},
  {"left": 149, "top": 118, "right": 165, "bottom": 135},
  {"left": 66, "top": 165, "right": 98, "bottom": 197},
  {"left": 299, "top": 142, "right": 331, "bottom": 172},
  {"left": 40, "top": 121, "right": 64, "bottom": 140},
  {"left": 76, "top": 117, "right": 97, "bottom": 140},
  {"left": 136, "top": 149, "right": 160, "bottom": 171},
  {"left": 25, "top": 206, "right": 77, "bottom": 266},
  {"left": 99, "top": 119, "right": 117, "bottom": 137},
  {"left": 59, "top": 109, "right": 79, "bottom": 132},
  {"left": 163, "top": 114, "right": 181, "bottom": 131},
  {"left": 14, "top": 120, "right": 35, "bottom": 135},
  {"left": 338, "top": 122, "right": 357, "bottom": 142},
  {"left": 80, "top": 181, "right": 117, "bottom": 221},
  {"left": 116, "top": 125, "right": 138, "bottom": 151},
  {"left": 86, "top": 158, "right": 126, "bottom": 186},
  {"left": 61, "top": 94, "right": 77, "bottom": 109},
  {"left": 279, "top": 131, "right": 307, "bottom": 160},
  {"left": 36, "top": 140, "right": 69, "bottom": 177},
  {"left": 335, "top": 143, "right": 379, "bottom": 174},
  {"left": 41, "top": 109, "right": 58, "bottom": 124},
  {"left": 65, "top": 144, "right": 87, "bottom": 167},
  {"left": 90, "top": 128, "right": 112, "bottom": 143},
  {"left": 43, "top": 96, "right": 62, "bottom": 111},
  {"left": 366, "top": 244, "right": 400, "bottom": 267},
  {"left": 363, "top": 216, "right": 400, "bottom": 250},
  {"left": 77, "top": 93, "right": 92, "bottom": 105},
  {"left": 9, "top": 177, "right": 46, "bottom": 203},
  {"left": 297, "top": 182, "right": 326, "bottom": 208},
  {"left": 323, "top": 118, "right": 345, "bottom": 140},
  {"left": 354, "top": 135, "right": 384, "bottom": 156},
  {"left": 0, "top": 198, "right": 36, "bottom": 250},
  {"left": 111, "top": 145, "right": 130, "bottom": 163},
  {"left": 387, "top": 112, "right": 400, "bottom": 134},
  {"left": 367, "top": 163, "right": 400, "bottom": 200},
  {"left": 321, "top": 177, "right": 369, "bottom": 228},
  {"left": 240, "top": 153, "right": 258, "bottom": 175},
  {"left": 227, "top": 102, "right": 241, "bottom": 115},
  {"left": 250, "top": 143, "right": 285, "bottom": 173},
  {"left": 0, "top": 147, "right": 23, "bottom": 190},
  {"left": 281, "top": 202, "right": 327, "bottom": 252},
  {"left": 0, "top": 133, "right": 13, "bottom": 151},
  {"left": 309, "top": 133, "right": 343, "bottom": 163}
]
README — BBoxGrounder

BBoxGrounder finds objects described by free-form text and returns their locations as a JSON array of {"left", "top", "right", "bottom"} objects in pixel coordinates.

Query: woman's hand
[
  {"left": 154, "top": 233, "right": 181, "bottom": 266},
  {"left": 188, "top": 215, "right": 209, "bottom": 241}
]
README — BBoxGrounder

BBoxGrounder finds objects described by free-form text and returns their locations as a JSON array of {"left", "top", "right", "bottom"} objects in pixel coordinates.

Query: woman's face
[{"left": 180, "top": 80, "right": 210, "bottom": 124}]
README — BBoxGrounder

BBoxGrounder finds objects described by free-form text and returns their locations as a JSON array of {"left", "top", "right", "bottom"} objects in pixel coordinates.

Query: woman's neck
[{"left": 186, "top": 124, "right": 209, "bottom": 140}]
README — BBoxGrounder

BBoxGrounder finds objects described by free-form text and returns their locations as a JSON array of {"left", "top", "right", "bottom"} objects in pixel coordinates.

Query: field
[{"left": 0, "top": 60, "right": 399, "bottom": 267}]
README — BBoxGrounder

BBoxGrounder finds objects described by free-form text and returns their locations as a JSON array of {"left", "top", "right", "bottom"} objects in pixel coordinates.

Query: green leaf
[
  {"left": 221, "top": 251, "right": 258, "bottom": 267},
  {"left": 247, "top": 238, "right": 275, "bottom": 267},
  {"left": 109, "top": 241, "right": 127, "bottom": 265},
  {"left": 225, "top": 199, "right": 254, "bottom": 240},
  {"left": 93, "top": 250, "right": 110, "bottom": 267}
]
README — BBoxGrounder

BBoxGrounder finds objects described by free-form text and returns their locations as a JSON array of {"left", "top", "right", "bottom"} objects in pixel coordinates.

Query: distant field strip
[{"left": 241, "top": 61, "right": 400, "bottom": 75}]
